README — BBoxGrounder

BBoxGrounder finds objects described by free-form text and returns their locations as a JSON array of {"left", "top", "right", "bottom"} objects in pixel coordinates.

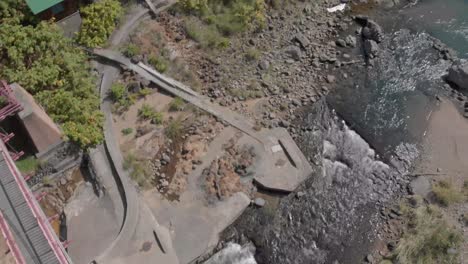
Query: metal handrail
[
  {"left": 1, "top": 143, "right": 72, "bottom": 264},
  {"left": 0, "top": 210, "right": 26, "bottom": 264}
]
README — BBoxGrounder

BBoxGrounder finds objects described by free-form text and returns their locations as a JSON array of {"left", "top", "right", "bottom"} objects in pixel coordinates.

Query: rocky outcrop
[
  {"left": 447, "top": 60, "right": 468, "bottom": 90},
  {"left": 364, "top": 39, "right": 379, "bottom": 58},
  {"left": 356, "top": 16, "right": 384, "bottom": 43}
]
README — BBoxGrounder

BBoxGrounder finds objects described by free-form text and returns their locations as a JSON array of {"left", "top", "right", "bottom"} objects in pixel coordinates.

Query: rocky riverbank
[{"left": 203, "top": 0, "right": 468, "bottom": 264}]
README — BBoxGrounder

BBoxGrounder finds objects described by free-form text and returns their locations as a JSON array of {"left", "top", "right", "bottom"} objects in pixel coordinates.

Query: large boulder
[
  {"left": 364, "top": 39, "right": 379, "bottom": 58},
  {"left": 447, "top": 61, "right": 468, "bottom": 90},
  {"left": 356, "top": 16, "right": 384, "bottom": 43}
]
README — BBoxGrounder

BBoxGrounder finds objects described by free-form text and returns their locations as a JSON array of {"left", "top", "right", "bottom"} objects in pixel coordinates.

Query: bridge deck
[{"left": 0, "top": 147, "right": 62, "bottom": 264}]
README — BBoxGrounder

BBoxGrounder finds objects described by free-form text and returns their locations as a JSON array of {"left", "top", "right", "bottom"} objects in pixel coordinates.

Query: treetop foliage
[
  {"left": 77, "top": 0, "right": 124, "bottom": 47},
  {"left": 0, "top": 21, "right": 103, "bottom": 149},
  {"left": 0, "top": 0, "right": 38, "bottom": 25}
]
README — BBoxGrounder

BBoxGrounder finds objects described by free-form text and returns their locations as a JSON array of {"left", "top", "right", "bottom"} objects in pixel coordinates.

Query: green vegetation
[
  {"left": 0, "top": 22, "right": 103, "bottom": 149},
  {"left": 121, "top": 127, "right": 133, "bottom": 135},
  {"left": 169, "top": 97, "right": 185, "bottom": 112},
  {"left": 123, "top": 152, "right": 152, "bottom": 188},
  {"left": 0, "top": 96, "right": 7, "bottom": 108},
  {"left": 184, "top": 18, "right": 230, "bottom": 49},
  {"left": 245, "top": 48, "right": 260, "bottom": 61},
  {"left": 77, "top": 0, "right": 123, "bottom": 47},
  {"left": 165, "top": 118, "right": 184, "bottom": 139},
  {"left": 138, "top": 104, "right": 164, "bottom": 124},
  {"left": 378, "top": 261, "right": 393, "bottom": 264},
  {"left": 177, "top": 0, "right": 266, "bottom": 35},
  {"left": 110, "top": 82, "right": 139, "bottom": 112},
  {"left": 177, "top": 0, "right": 266, "bottom": 49},
  {"left": 148, "top": 54, "right": 168, "bottom": 73},
  {"left": 15, "top": 156, "right": 39, "bottom": 174},
  {"left": 0, "top": 0, "right": 37, "bottom": 25},
  {"left": 432, "top": 180, "right": 464, "bottom": 206},
  {"left": 152, "top": 112, "right": 164, "bottom": 125},
  {"left": 463, "top": 214, "right": 468, "bottom": 226},
  {"left": 42, "top": 176, "right": 53, "bottom": 186},
  {"left": 396, "top": 203, "right": 463, "bottom": 264},
  {"left": 138, "top": 104, "right": 156, "bottom": 119},
  {"left": 229, "top": 88, "right": 263, "bottom": 99},
  {"left": 122, "top": 43, "right": 141, "bottom": 57},
  {"left": 110, "top": 83, "right": 127, "bottom": 102},
  {"left": 139, "top": 88, "right": 153, "bottom": 97}
]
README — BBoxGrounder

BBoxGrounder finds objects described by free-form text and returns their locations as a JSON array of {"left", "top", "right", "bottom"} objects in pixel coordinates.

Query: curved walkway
[{"left": 90, "top": 2, "right": 178, "bottom": 263}]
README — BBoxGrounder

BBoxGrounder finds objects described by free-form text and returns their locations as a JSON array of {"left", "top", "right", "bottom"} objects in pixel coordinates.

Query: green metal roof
[{"left": 24, "top": 0, "right": 64, "bottom": 14}]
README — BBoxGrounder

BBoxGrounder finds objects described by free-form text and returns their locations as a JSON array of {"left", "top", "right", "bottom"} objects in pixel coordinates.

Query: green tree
[
  {"left": 0, "top": 22, "right": 103, "bottom": 149},
  {"left": 77, "top": 0, "right": 124, "bottom": 47},
  {"left": 0, "top": 0, "right": 37, "bottom": 25}
]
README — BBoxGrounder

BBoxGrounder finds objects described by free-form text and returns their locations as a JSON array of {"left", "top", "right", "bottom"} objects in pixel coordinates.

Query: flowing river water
[{"left": 204, "top": 0, "right": 468, "bottom": 263}]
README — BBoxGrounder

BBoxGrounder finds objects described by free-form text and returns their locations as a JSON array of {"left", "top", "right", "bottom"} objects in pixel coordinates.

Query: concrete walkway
[
  {"left": 85, "top": 2, "right": 179, "bottom": 264},
  {"left": 92, "top": 48, "right": 313, "bottom": 192},
  {"left": 86, "top": 1, "right": 313, "bottom": 263}
]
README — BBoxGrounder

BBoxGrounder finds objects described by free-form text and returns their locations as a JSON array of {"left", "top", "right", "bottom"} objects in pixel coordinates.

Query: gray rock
[
  {"left": 365, "top": 254, "right": 374, "bottom": 263},
  {"left": 285, "top": 45, "right": 302, "bottom": 61},
  {"left": 254, "top": 198, "right": 266, "bottom": 207},
  {"left": 138, "top": 77, "right": 151, "bottom": 88},
  {"left": 336, "top": 39, "right": 347, "bottom": 47},
  {"left": 364, "top": 39, "right": 379, "bottom": 58},
  {"left": 127, "top": 82, "right": 141, "bottom": 93},
  {"left": 279, "top": 120, "right": 290, "bottom": 128},
  {"left": 409, "top": 176, "right": 431, "bottom": 197},
  {"left": 259, "top": 60, "right": 270, "bottom": 70},
  {"left": 292, "top": 99, "right": 301, "bottom": 106},
  {"left": 326, "top": 75, "right": 336, "bottom": 83},
  {"left": 161, "top": 153, "right": 171, "bottom": 163},
  {"left": 345, "top": 35, "right": 357, "bottom": 47},
  {"left": 60, "top": 178, "right": 67, "bottom": 186},
  {"left": 296, "top": 191, "right": 305, "bottom": 198},
  {"left": 131, "top": 55, "right": 143, "bottom": 63},
  {"left": 293, "top": 34, "right": 310, "bottom": 49},
  {"left": 447, "top": 61, "right": 468, "bottom": 90},
  {"left": 361, "top": 19, "right": 384, "bottom": 43}
]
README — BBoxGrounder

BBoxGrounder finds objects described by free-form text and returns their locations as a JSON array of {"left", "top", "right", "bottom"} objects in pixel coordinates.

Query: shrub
[
  {"left": 123, "top": 153, "right": 152, "bottom": 188},
  {"left": 178, "top": 0, "right": 266, "bottom": 36},
  {"left": 165, "top": 118, "right": 183, "bottom": 139},
  {"left": 148, "top": 54, "right": 168, "bottom": 73},
  {"left": 432, "top": 180, "right": 463, "bottom": 206},
  {"left": 139, "top": 88, "right": 152, "bottom": 97},
  {"left": 169, "top": 97, "right": 185, "bottom": 112},
  {"left": 396, "top": 204, "right": 463, "bottom": 264},
  {"left": 245, "top": 48, "right": 260, "bottom": 61},
  {"left": 77, "top": 0, "right": 123, "bottom": 47},
  {"left": 151, "top": 112, "right": 164, "bottom": 125},
  {"left": 110, "top": 83, "right": 126, "bottom": 102},
  {"left": 121, "top": 128, "right": 133, "bottom": 135},
  {"left": 0, "top": 0, "right": 37, "bottom": 24},
  {"left": 138, "top": 104, "right": 157, "bottom": 120},
  {"left": 122, "top": 43, "right": 140, "bottom": 57},
  {"left": 229, "top": 88, "right": 263, "bottom": 99},
  {"left": 0, "top": 22, "right": 103, "bottom": 149},
  {"left": 15, "top": 156, "right": 39, "bottom": 174},
  {"left": 0, "top": 96, "right": 7, "bottom": 108},
  {"left": 138, "top": 104, "right": 163, "bottom": 124},
  {"left": 184, "top": 17, "right": 230, "bottom": 49}
]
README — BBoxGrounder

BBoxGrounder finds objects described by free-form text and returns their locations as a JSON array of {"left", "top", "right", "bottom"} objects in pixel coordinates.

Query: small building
[{"left": 24, "top": 0, "right": 94, "bottom": 37}]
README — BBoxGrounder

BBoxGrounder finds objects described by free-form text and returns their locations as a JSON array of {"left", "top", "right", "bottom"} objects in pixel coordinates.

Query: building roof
[{"left": 24, "top": 0, "right": 63, "bottom": 14}]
